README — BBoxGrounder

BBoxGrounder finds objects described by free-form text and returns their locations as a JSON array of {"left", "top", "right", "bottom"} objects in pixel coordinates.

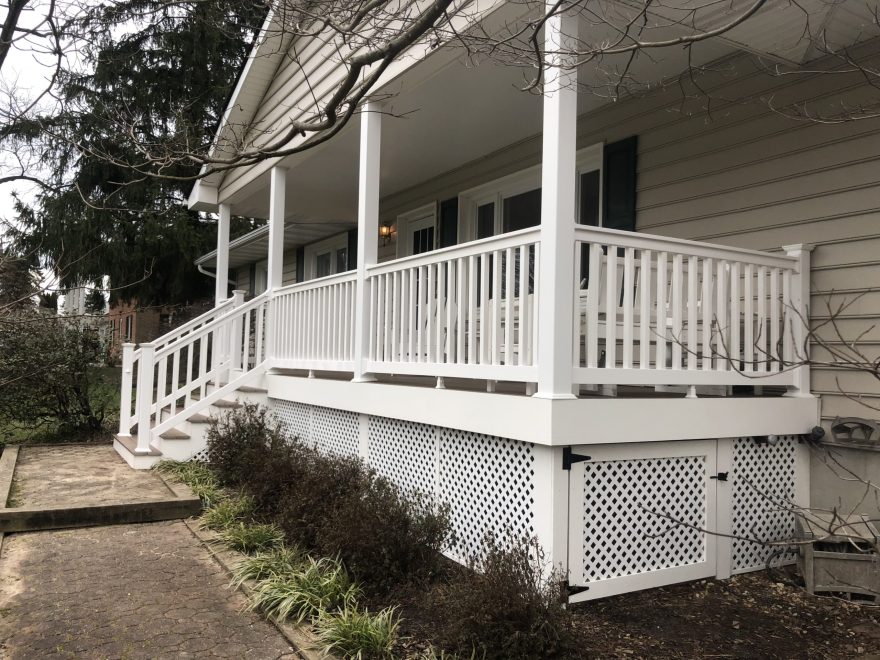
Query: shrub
[
  {"left": 248, "top": 556, "right": 360, "bottom": 623},
  {"left": 432, "top": 535, "right": 569, "bottom": 659},
  {"left": 207, "top": 404, "right": 452, "bottom": 588},
  {"left": 199, "top": 494, "right": 255, "bottom": 531},
  {"left": 220, "top": 522, "right": 285, "bottom": 554},
  {"left": 154, "top": 460, "right": 223, "bottom": 506},
  {"left": 231, "top": 546, "right": 306, "bottom": 587},
  {"left": 314, "top": 606, "right": 400, "bottom": 659}
]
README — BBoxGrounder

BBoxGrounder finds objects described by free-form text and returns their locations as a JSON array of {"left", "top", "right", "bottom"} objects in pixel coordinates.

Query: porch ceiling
[{"left": 222, "top": 0, "right": 880, "bottom": 223}]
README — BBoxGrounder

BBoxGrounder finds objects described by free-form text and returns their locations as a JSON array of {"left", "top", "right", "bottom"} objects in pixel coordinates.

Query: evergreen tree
[
  {"left": 10, "top": 1, "right": 264, "bottom": 305},
  {"left": 0, "top": 246, "right": 37, "bottom": 310}
]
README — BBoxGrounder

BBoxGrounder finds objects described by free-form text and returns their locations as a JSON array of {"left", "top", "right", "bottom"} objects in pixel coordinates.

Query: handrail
[
  {"left": 272, "top": 270, "right": 356, "bottom": 296},
  {"left": 573, "top": 225, "right": 797, "bottom": 270},
  {"left": 153, "top": 291, "right": 269, "bottom": 361},
  {"left": 136, "top": 297, "right": 237, "bottom": 357},
  {"left": 367, "top": 227, "right": 541, "bottom": 275}
]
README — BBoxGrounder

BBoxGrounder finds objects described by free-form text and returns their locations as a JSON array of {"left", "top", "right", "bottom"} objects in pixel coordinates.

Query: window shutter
[
  {"left": 438, "top": 197, "right": 458, "bottom": 248},
  {"left": 347, "top": 229, "right": 358, "bottom": 269},
  {"left": 603, "top": 135, "right": 638, "bottom": 232},
  {"left": 248, "top": 263, "right": 256, "bottom": 297},
  {"left": 295, "top": 246, "right": 305, "bottom": 282}
]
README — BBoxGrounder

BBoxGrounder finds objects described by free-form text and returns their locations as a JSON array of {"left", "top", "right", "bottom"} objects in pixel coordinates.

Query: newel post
[
  {"left": 535, "top": 4, "right": 578, "bottom": 400},
  {"left": 135, "top": 342, "right": 156, "bottom": 454},
  {"left": 784, "top": 244, "right": 814, "bottom": 397},
  {"left": 352, "top": 101, "right": 382, "bottom": 383},
  {"left": 118, "top": 342, "right": 135, "bottom": 436}
]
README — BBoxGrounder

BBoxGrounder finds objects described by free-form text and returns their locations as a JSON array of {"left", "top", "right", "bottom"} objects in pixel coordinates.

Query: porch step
[
  {"left": 187, "top": 413, "right": 211, "bottom": 423},
  {"left": 159, "top": 427, "right": 190, "bottom": 440},
  {"left": 236, "top": 385, "right": 268, "bottom": 393},
  {"left": 114, "top": 434, "right": 162, "bottom": 457},
  {"left": 212, "top": 399, "right": 243, "bottom": 409}
]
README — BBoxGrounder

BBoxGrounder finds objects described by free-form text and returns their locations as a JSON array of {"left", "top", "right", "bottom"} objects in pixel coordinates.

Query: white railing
[
  {"left": 365, "top": 227, "right": 541, "bottom": 381},
  {"left": 572, "top": 226, "right": 801, "bottom": 387},
  {"left": 119, "top": 291, "right": 270, "bottom": 453},
  {"left": 270, "top": 271, "right": 357, "bottom": 371}
]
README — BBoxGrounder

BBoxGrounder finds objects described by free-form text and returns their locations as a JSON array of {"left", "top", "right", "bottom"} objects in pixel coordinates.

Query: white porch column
[
  {"left": 267, "top": 166, "right": 287, "bottom": 292},
  {"left": 535, "top": 6, "right": 578, "bottom": 400},
  {"left": 215, "top": 203, "right": 231, "bottom": 304},
  {"left": 784, "top": 243, "right": 814, "bottom": 397},
  {"left": 352, "top": 102, "right": 382, "bottom": 382}
]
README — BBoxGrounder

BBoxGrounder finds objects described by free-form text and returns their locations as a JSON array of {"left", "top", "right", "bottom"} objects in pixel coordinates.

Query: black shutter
[
  {"left": 295, "top": 246, "right": 305, "bottom": 282},
  {"left": 248, "top": 264, "right": 256, "bottom": 297},
  {"left": 438, "top": 197, "right": 458, "bottom": 248},
  {"left": 603, "top": 135, "right": 638, "bottom": 232},
  {"left": 347, "top": 229, "right": 358, "bottom": 269}
]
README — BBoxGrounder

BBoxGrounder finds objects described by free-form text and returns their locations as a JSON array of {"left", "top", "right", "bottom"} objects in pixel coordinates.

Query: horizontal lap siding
[{"left": 633, "top": 58, "right": 880, "bottom": 426}]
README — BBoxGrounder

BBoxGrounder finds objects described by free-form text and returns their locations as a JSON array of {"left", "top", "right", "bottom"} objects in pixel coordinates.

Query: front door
[{"left": 567, "top": 440, "right": 718, "bottom": 601}]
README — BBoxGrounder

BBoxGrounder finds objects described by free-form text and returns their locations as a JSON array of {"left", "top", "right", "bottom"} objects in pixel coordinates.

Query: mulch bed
[{"left": 382, "top": 568, "right": 880, "bottom": 658}]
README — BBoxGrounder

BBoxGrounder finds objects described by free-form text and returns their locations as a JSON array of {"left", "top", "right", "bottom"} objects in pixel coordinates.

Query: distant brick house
[{"left": 107, "top": 299, "right": 212, "bottom": 361}]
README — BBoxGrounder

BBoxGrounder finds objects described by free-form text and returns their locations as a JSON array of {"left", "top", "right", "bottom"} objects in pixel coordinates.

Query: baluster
[
  {"left": 479, "top": 253, "right": 489, "bottom": 364},
  {"left": 504, "top": 247, "right": 514, "bottom": 366},
  {"left": 716, "top": 260, "right": 728, "bottom": 371},
  {"left": 623, "top": 248, "right": 636, "bottom": 369},
  {"left": 375, "top": 275, "right": 384, "bottom": 362},
  {"left": 468, "top": 256, "right": 477, "bottom": 364},
  {"left": 170, "top": 348, "right": 180, "bottom": 418},
  {"left": 184, "top": 342, "right": 195, "bottom": 408},
  {"left": 426, "top": 265, "right": 436, "bottom": 363},
  {"left": 256, "top": 302, "right": 265, "bottom": 365},
  {"left": 757, "top": 266, "right": 767, "bottom": 372},
  {"left": 655, "top": 251, "right": 668, "bottom": 370},
  {"left": 156, "top": 354, "right": 168, "bottom": 420},
  {"left": 491, "top": 250, "right": 502, "bottom": 365},
  {"left": 435, "top": 264, "right": 445, "bottom": 363},
  {"left": 586, "top": 243, "right": 601, "bottom": 369},
  {"left": 456, "top": 258, "right": 466, "bottom": 364},
  {"left": 744, "top": 264, "right": 754, "bottom": 372},
  {"left": 391, "top": 271, "right": 399, "bottom": 362},
  {"left": 687, "top": 255, "right": 698, "bottom": 370},
  {"left": 402, "top": 271, "right": 411, "bottom": 362},
  {"left": 770, "top": 267, "right": 781, "bottom": 371},
  {"left": 243, "top": 307, "right": 252, "bottom": 371},
  {"left": 199, "top": 335, "right": 209, "bottom": 396},
  {"left": 407, "top": 270, "right": 416, "bottom": 362},
  {"left": 730, "top": 263, "right": 741, "bottom": 372},
  {"left": 782, "top": 268, "right": 793, "bottom": 367},
  {"left": 639, "top": 250, "right": 652, "bottom": 369},
  {"left": 519, "top": 244, "right": 530, "bottom": 367},
  {"left": 531, "top": 244, "right": 540, "bottom": 367},
  {"left": 417, "top": 267, "right": 425, "bottom": 363},
  {"left": 669, "top": 253, "right": 682, "bottom": 369},
  {"left": 701, "top": 257, "right": 714, "bottom": 371},
  {"left": 445, "top": 260, "right": 455, "bottom": 364}
]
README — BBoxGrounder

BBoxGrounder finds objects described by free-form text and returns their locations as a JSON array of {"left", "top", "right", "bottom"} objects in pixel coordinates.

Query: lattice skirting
[{"left": 270, "top": 399, "right": 536, "bottom": 563}]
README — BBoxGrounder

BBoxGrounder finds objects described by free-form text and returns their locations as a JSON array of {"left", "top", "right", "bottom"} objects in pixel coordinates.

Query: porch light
[{"left": 379, "top": 221, "right": 394, "bottom": 245}]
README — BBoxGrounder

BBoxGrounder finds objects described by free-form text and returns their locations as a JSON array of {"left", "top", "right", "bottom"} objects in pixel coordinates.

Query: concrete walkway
[{"left": 0, "top": 520, "right": 298, "bottom": 659}]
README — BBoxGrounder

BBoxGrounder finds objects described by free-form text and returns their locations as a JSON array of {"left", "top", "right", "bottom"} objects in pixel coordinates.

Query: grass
[
  {"left": 314, "top": 606, "right": 400, "bottom": 659},
  {"left": 248, "top": 556, "right": 360, "bottom": 623},
  {"left": 154, "top": 459, "right": 223, "bottom": 506},
  {"left": 199, "top": 494, "right": 255, "bottom": 531},
  {"left": 220, "top": 522, "right": 285, "bottom": 554},
  {"left": 231, "top": 545, "right": 306, "bottom": 587}
]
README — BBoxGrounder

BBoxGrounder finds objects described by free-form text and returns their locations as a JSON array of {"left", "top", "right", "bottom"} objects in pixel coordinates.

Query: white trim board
[{"left": 265, "top": 374, "right": 819, "bottom": 446}]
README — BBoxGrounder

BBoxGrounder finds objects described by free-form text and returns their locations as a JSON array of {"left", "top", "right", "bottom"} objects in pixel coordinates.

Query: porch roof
[{"left": 195, "top": 221, "right": 352, "bottom": 269}]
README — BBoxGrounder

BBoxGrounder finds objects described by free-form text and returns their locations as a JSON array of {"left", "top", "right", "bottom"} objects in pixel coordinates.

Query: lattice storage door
[
  {"left": 271, "top": 398, "right": 311, "bottom": 444},
  {"left": 438, "top": 429, "right": 535, "bottom": 562},
  {"left": 368, "top": 416, "right": 437, "bottom": 498},
  {"left": 568, "top": 441, "right": 718, "bottom": 600},
  {"left": 311, "top": 405, "right": 360, "bottom": 457},
  {"left": 731, "top": 436, "right": 798, "bottom": 574}
]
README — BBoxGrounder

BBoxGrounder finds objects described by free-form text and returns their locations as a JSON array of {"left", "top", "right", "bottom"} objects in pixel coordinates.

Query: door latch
[{"left": 710, "top": 472, "right": 729, "bottom": 482}]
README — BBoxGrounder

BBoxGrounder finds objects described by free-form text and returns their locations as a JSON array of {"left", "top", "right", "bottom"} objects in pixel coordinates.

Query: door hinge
[
  {"left": 710, "top": 471, "right": 729, "bottom": 482},
  {"left": 563, "top": 446, "right": 591, "bottom": 471}
]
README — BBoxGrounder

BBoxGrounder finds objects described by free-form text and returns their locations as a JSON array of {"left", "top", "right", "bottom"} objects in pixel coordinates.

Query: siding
[{"left": 377, "top": 44, "right": 880, "bottom": 427}]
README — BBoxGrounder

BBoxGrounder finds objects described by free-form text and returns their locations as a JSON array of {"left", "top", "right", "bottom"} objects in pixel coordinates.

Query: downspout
[{"left": 197, "top": 263, "right": 236, "bottom": 286}]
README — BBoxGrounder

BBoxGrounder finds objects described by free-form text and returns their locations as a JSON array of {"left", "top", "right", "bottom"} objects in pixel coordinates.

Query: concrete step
[
  {"left": 187, "top": 413, "right": 211, "bottom": 423},
  {"left": 236, "top": 385, "right": 268, "bottom": 394},
  {"left": 212, "top": 399, "right": 243, "bottom": 409},
  {"left": 114, "top": 434, "right": 162, "bottom": 457}
]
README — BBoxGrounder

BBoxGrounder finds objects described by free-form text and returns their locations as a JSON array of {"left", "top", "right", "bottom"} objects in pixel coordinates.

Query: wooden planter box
[{"left": 796, "top": 512, "right": 880, "bottom": 601}]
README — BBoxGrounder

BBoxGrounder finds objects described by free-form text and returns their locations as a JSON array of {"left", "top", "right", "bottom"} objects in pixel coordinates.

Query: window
[
  {"left": 304, "top": 233, "right": 350, "bottom": 280},
  {"left": 397, "top": 204, "right": 437, "bottom": 257},
  {"left": 124, "top": 315, "right": 133, "bottom": 342}
]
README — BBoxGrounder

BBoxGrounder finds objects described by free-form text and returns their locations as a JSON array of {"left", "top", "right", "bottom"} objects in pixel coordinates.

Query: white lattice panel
[
  {"left": 579, "top": 455, "right": 708, "bottom": 584},
  {"left": 731, "top": 436, "right": 798, "bottom": 573},
  {"left": 191, "top": 447, "right": 210, "bottom": 463},
  {"left": 438, "top": 429, "right": 535, "bottom": 561},
  {"left": 368, "top": 416, "right": 437, "bottom": 498},
  {"left": 311, "top": 405, "right": 360, "bottom": 457},
  {"left": 271, "top": 398, "right": 311, "bottom": 443}
]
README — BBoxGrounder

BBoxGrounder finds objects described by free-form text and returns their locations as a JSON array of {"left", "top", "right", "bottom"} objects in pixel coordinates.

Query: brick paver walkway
[{"left": 0, "top": 521, "right": 298, "bottom": 659}]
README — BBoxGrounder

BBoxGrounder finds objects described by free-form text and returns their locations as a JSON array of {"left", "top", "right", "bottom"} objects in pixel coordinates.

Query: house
[
  {"left": 107, "top": 299, "right": 213, "bottom": 361},
  {"left": 114, "top": 1, "right": 880, "bottom": 601}
]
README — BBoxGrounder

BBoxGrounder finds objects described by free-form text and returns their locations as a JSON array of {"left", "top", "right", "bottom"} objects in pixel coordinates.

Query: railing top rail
[
  {"left": 272, "top": 270, "right": 357, "bottom": 296},
  {"left": 367, "top": 226, "right": 541, "bottom": 276},
  {"left": 141, "top": 296, "right": 236, "bottom": 354},
  {"left": 574, "top": 225, "right": 797, "bottom": 270},
  {"left": 152, "top": 292, "right": 269, "bottom": 361}
]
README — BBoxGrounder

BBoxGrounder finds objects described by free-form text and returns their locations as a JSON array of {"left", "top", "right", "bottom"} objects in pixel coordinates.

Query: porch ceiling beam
[{"left": 535, "top": 4, "right": 578, "bottom": 400}]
